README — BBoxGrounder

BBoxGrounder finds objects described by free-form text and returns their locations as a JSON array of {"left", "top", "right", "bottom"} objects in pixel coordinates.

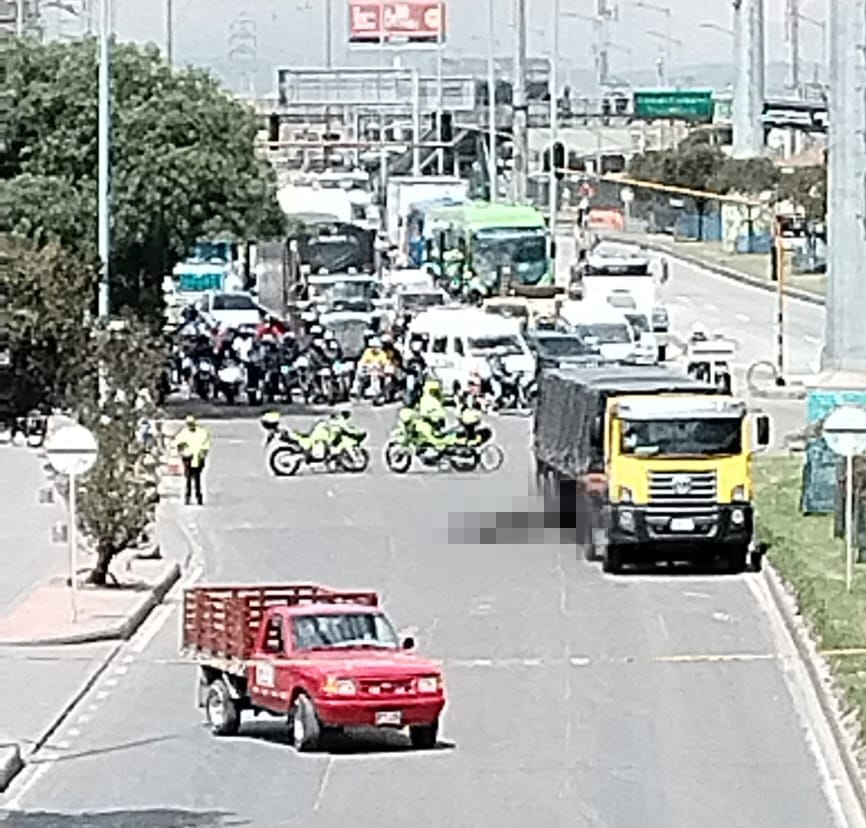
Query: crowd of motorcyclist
[
  {"left": 167, "top": 301, "right": 525, "bottom": 413},
  {"left": 170, "top": 304, "right": 424, "bottom": 408}
]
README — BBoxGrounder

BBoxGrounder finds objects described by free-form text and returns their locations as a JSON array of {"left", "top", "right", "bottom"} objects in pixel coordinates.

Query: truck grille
[
  {"left": 648, "top": 470, "right": 717, "bottom": 508},
  {"left": 359, "top": 679, "right": 415, "bottom": 696}
]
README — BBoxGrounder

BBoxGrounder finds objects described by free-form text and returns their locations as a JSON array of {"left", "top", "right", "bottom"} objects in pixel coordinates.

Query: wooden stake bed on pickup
[{"left": 181, "top": 584, "right": 379, "bottom": 664}]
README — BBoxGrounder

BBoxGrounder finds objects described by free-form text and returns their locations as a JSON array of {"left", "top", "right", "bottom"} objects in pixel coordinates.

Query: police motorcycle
[
  {"left": 685, "top": 324, "right": 734, "bottom": 394},
  {"left": 383, "top": 377, "right": 502, "bottom": 473},
  {"left": 260, "top": 410, "right": 370, "bottom": 476}
]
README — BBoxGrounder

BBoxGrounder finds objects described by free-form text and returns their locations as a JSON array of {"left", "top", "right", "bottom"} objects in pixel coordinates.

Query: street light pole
[
  {"left": 487, "top": 0, "right": 496, "bottom": 202},
  {"left": 97, "top": 0, "right": 110, "bottom": 321},
  {"left": 513, "top": 0, "right": 528, "bottom": 203}
]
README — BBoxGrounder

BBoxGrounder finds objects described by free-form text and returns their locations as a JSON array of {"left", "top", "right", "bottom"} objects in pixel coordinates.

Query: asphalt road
[{"left": 1, "top": 409, "right": 857, "bottom": 828}]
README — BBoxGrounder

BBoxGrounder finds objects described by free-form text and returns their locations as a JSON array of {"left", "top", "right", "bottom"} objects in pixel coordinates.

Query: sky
[{"left": 46, "top": 0, "right": 829, "bottom": 93}]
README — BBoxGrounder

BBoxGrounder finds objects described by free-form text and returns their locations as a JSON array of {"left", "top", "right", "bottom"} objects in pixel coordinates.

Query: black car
[{"left": 525, "top": 330, "right": 604, "bottom": 372}]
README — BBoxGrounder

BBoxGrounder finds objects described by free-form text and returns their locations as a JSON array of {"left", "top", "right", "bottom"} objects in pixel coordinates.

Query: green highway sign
[{"left": 633, "top": 89, "right": 715, "bottom": 123}]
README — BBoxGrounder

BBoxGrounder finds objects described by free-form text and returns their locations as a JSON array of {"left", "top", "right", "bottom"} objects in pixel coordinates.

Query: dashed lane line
[{"left": 119, "top": 652, "right": 782, "bottom": 670}]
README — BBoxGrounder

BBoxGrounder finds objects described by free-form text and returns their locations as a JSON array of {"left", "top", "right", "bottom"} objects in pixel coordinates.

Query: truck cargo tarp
[{"left": 534, "top": 365, "right": 719, "bottom": 477}]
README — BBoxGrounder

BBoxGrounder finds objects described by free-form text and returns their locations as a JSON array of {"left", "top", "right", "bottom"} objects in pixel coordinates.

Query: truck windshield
[
  {"left": 292, "top": 612, "right": 400, "bottom": 651},
  {"left": 621, "top": 418, "right": 743, "bottom": 457}
]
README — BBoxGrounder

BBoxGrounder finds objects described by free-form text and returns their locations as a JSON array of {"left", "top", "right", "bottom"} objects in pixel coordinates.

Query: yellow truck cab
[{"left": 533, "top": 365, "right": 770, "bottom": 574}]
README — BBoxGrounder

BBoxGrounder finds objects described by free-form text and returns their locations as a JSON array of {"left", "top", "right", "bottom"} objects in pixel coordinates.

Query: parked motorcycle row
[{"left": 0, "top": 410, "right": 49, "bottom": 448}]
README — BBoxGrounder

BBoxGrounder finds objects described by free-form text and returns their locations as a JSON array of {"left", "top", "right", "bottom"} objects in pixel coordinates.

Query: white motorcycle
[{"left": 217, "top": 360, "right": 245, "bottom": 405}]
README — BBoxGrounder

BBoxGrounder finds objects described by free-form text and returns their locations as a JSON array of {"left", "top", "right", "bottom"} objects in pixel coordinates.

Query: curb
[
  {"left": 0, "top": 744, "right": 23, "bottom": 793},
  {"left": 603, "top": 234, "right": 826, "bottom": 307},
  {"left": 762, "top": 561, "right": 866, "bottom": 817},
  {"left": 0, "top": 563, "right": 181, "bottom": 648}
]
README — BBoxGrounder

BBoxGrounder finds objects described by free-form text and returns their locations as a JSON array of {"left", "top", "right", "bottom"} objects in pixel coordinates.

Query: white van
[
  {"left": 558, "top": 300, "right": 637, "bottom": 362},
  {"left": 406, "top": 307, "right": 536, "bottom": 392}
]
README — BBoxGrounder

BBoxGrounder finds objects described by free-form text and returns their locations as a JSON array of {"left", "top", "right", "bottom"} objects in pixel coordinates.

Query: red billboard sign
[{"left": 349, "top": 1, "right": 446, "bottom": 44}]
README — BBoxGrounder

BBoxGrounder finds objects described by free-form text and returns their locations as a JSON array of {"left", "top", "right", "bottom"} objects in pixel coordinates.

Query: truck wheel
[
  {"left": 409, "top": 720, "right": 439, "bottom": 750},
  {"left": 724, "top": 545, "right": 749, "bottom": 574},
  {"left": 290, "top": 694, "right": 321, "bottom": 753},
  {"left": 602, "top": 543, "right": 624, "bottom": 575},
  {"left": 205, "top": 680, "right": 240, "bottom": 737}
]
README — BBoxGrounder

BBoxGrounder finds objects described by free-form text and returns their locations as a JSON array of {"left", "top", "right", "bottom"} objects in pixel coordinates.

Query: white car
[
  {"left": 558, "top": 300, "right": 637, "bottom": 362},
  {"left": 198, "top": 291, "right": 262, "bottom": 329}
]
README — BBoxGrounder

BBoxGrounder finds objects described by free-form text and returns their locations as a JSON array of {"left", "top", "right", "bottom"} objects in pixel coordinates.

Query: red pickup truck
[{"left": 182, "top": 583, "right": 446, "bottom": 751}]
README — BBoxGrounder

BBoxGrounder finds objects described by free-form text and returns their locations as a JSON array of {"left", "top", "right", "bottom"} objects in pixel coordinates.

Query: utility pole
[
  {"left": 732, "top": 0, "right": 765, "bottom": 159},
  {"left": 15, "top": 0, "right": 23, "bottom": 35},
  {"left": 228, "top": 12, "right": 257, "bottom": 97},
  {"left": 487, "top": 0, "right": 496, "bottom": 202},
  {"left": 436, "top": 0, "right": 444, "bottom": 175},
  {"left": 549, "top": 0, "right": 559, "bottom": 227},
  {"left": 596, "top": 0, "right": 615, "bottom": 87},
  {"left": 822, "top": 0, "right": 866, "bottom": 372},
  {"left": 512, "top": 0, "right": 528, "bottom": 203},
  {"left": 785, "top": 0, "right": 800, "bottom": 95},
  {"left": 165, "top": 0, "right": 172, "bottom": 66},
  {"left": 97, "top": 0, "right": 110, "bottom": 321}
]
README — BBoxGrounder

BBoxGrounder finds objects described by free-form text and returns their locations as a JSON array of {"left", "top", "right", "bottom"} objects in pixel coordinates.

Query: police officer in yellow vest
[{"left": 174, "top": 415, "right": 211, "bottom": 505}]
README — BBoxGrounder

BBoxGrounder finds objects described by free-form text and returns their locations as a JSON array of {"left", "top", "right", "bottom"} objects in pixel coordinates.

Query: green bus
[{"left": 425, "top": 201, "right": 552, "bottom": 291}]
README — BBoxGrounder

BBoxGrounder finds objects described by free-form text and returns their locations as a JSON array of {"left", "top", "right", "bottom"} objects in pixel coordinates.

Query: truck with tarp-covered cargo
[{"left": 533, "top": 365, "right": 770, "bottom": 574}]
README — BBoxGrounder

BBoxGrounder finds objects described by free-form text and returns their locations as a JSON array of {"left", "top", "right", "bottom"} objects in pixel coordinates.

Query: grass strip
[{"left": 755, "top": 454, "right": 866, "bottom": 733}]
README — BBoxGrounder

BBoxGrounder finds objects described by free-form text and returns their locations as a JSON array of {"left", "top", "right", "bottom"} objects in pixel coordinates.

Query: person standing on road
[{"left": 174, "top": 415, "right": 211, "bottom": 505}]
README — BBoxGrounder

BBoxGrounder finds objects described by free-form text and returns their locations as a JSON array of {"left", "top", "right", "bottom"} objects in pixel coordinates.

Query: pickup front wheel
[
  {"left": 290, "top": 694, "right": 321, "bottom": 752},
  {"left": 409, "top": 719, "right": 439, "bottom": 750},
  {"left": 205, "top": 679, "right": 240, "bottom": 737}
]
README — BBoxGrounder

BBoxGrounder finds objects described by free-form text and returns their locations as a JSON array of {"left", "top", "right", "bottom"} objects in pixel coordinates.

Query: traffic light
[
  {"left": 440, "top": 112, "right": 453, "bottom": 144},
  {"left": 268, "top": 113, "right": 280, "bottom": 144},
  {"left": 552, "top": 141, "right": 565, "bottom": 181}
]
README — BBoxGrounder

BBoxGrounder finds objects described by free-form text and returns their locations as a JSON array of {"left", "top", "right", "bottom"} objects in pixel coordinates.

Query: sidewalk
[
  {"left": 0, "top": 490, "right": 192, "bottom": 790},
  {"left": 606, "top": 230, "right": 827, "bottom": 302},
  {"left": 0, "top": 447, "right": 66, "bottom": 617}
]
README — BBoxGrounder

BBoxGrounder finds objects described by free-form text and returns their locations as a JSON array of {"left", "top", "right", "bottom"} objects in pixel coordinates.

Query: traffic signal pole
[{"left": 549, "top": 0, "right": 559, "bottom": 234}]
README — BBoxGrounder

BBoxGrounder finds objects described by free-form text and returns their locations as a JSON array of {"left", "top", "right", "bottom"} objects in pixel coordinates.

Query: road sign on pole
[
  {"left": 45, "top": 424, "right": 99, "bottom": 622},
  {"left": 632, "top": 89, "right": 714, "bottom": 122},
  {"left": 821, "top": 405, "right": 866, "bottom": 592}
]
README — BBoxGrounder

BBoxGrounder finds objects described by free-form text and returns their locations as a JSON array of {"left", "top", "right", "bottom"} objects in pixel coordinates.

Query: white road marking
[
  {"left": 53, "top": 741, "right": 70, "bottom": 751},
  {"left": 95, "top": 690, "right": 109, "bottom": 701},
  {"left": 312, "top": 759, "right": 335, "bottom": 812},
  {"left": 104, "top": 678, "right": 118, "bottom": 688},
  {"left": 736, "top": 313, "right": 750, "bottom": 323},
  {"left": 804, "top": 334, "right": 821, "bottom": 345},
  {"left": 130, "top": 602, "right": 174, "bottom": 655},
  {"left": 712, "top": 611, "right": 733, "bottom": 623},
  {"left": 705, "top": 303, "right": 718, "bottom": 311},
  {"left": 569, "top": 656, "right": 591, "bottom": 667},
  {"left": 114, "top": 665, "right": 129, "bottom": 676},
  {"left": 66, "top": 728, "right": 79, "bottom": 738},
  {"left": 674, "top": 294, "right": 690, "bottom": 303},
  {"left": 76, "top": 714, "right": 91, "bottom": 725},
  {"left": 683, "top": 591, "right": 712, "bottom": 600}
]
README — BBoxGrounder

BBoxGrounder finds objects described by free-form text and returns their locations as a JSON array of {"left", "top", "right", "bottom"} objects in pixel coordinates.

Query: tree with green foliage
[
  {"left": 0, "top": 236, "right": 97, "bottom": 415},
  {"left": 76, "top": 319, "right": 166, "bottom": 585},
  {"left": 3, "top": 36, "right": 284, "bottom": 321}
]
